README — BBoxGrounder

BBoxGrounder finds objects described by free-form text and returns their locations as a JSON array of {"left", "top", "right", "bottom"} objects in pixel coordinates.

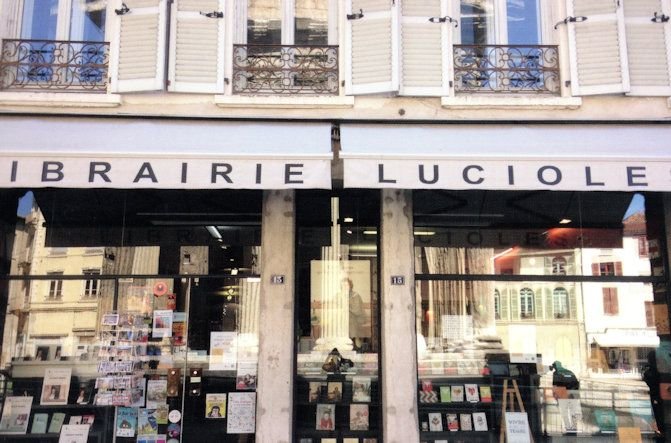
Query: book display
[{"left": 417, "top": 376, "right": 496, "bottom": 442}]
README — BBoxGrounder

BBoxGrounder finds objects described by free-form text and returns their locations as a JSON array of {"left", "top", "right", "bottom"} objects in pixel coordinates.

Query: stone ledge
[
  {"left": 215, "top": 95, "right": 354, "bottom": 109},
  {"left": 441, "top": 95, "right": 582, "bottom": 110},
  {"left": 0, "top": 91, "right": 121, "bottom": 107}
]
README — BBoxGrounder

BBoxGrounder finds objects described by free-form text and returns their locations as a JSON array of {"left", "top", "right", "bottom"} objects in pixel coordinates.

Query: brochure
[
  {"left": 30, "top": 413, "right": 49, "bottom": 434},
  {"left": 209, "top": 332, "right": 237, "bottom": 371},
  {"left": 227, "top": 392, "right": 256, "bottom": 434},
  {"left": 41, "top": 368, "right": 72, "bottom": 405},
  {"left": 48, "top": 412, "right": 66, "bottom": 434},
  {"left": 0, "top": 396, "right": 33, "bottom": 434},
  {"left": 152, "top": 310, "right": 173, "bottom": 338}
]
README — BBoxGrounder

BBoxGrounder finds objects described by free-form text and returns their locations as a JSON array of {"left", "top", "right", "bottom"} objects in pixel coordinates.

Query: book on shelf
[
  {"left": 48, "top": 412, "right": 66, "bottom": 434},
  {"left": 479, "top": 385, "right": 492, "bottom": 403},
  {"left": 428, "top": 412, "right": 443, "bottom": 431},
  {"left": 350, "top": 404, "right": 369, "bottom": 431},
  {"left": 451, "top": 385, "right": 464, "bottom": 402},
  {"left": 446, "top": 413, "right": 459, "bottom": 431},
  {"left": 30, "top": 413, "right": 49, "bottom": 434},
  {"left": 460, "top": 413, "right": 473, "bottom": 431},
  {"left": 465, "top": 384, "right": 479, "bottom": 403},
  {"left": 473, "top": 412, "right": 488, "bottom": 431},
  {"left": 439, "top": 386, "right": 451, "bottom": 402}
]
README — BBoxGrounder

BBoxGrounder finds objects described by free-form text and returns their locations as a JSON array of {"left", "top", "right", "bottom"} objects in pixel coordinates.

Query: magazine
[
  {"left": 349, "top": 404, "right": 369, "bottom": 430},
  {"left": 30, "top": 413, "right": 48, "bottom": 434},
  {"left": 0, "top": 396, "right": 33, "bottom": 434},
  {"left": 41, "top": 368, "right": 72, "bottom": 406}
]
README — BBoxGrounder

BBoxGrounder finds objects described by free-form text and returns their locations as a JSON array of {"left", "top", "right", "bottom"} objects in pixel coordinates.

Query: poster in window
[
  {"left": 152, "top": 310, "right": 173, "bottom": 338},
  {"left": 41, "top": 368, "right": 71, "bottom": 405},
  {"left": 209, "top": 331, "right": 237, "bottom": 371}
]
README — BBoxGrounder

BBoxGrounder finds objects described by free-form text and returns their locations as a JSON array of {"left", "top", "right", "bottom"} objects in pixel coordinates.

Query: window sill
[
  {"left": 0, "top": 91, "right": 121, "bottom": 108},
  {"left": 215, "top": 95, "right": 354, "bottom": 109},
  {"left": 441, "top": 95, "right": 582, "bottom": 110}
]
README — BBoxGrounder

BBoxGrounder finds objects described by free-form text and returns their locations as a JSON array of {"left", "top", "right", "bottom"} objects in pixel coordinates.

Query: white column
[
  {"left": 255, "top": 190, "right": 295, "bottom": 443},
  {"left": 381, "top": 189, "right": 420, "bottom": 443}
]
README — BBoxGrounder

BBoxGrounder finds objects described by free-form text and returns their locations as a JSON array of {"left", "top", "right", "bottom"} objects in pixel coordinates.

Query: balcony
[
  {"left": 232, "top": 44, "right": 338, "bottom": 95},
  {"left": 0, "top": 39, "right": 109, "bottom": 92},
  {"left": 453, "top": 44, "right": 560, "bottom": 94}
]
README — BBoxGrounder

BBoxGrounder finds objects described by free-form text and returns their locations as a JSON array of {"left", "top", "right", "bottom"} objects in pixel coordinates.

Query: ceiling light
[
  {"left": 206, "top": 225, "right": 222, "bottom": 239},
  {"left": 559, "top": 219, "right": 572, "bottom": 224},
  {"left": 344, "top": 217, "right": 354, "bottom": 223},
  {"left": 363, "top": 230, "right": 378, "bottom": 235},
  {"left": 413, "top": 231, "right": 435, "bottom": 236}
]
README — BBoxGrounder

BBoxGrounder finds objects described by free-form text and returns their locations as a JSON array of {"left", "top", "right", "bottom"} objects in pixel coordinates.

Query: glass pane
[
  {"left": 460, "top": 0, "right": 494, "bottom": 44},
  {"left": 70, "top": 0, "right": 106, "bottom": 41},
  {"left": 414, "top": 191, "right": 650, "bottom": 276},
  {"left": 21, "top": 0, "right": 59, "bottom": 39},
  {"left": 506, "top": 0, "right": 540, "bottom": 44},
  {"left": 295, "top": 0, "right": 328, "bottom": 45},
  {"left": 248, "top": 0, "right": 281, "bottom": 45},
  {"left": 294, "top": 191, "right": 381, "bottom": 441}
]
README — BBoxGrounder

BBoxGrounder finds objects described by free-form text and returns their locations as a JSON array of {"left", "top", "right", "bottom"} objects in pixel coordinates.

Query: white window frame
[
  {"left": 47, "top": 271, "right": 64, "bottom": 300},
  {"left": 519, "top": 287, "right": 534, "bottom": 319},
  {"left": 15, "top": 0, "right": 108, "bottom": 41},
  {"left": 83, "top": 268, "right": 101, "bottom": 297},
  {"left": 552, "top": 287, "right": 569, "bottom": 319}
]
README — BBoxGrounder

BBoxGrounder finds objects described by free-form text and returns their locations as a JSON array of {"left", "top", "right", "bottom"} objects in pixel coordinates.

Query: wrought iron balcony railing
[
  {"left": 453, "top": 44, "right": 560, "bottom": 94},
  {"left": 0, "top": 39, "right": 109, "bottom": 92},
  {"left": 232, "top": 44, "right": 338, "bottom": 95}
]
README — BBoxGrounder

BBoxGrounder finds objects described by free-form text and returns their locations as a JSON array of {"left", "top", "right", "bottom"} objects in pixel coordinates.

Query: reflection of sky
[
  {"left": 624, "top": 193, "right": 645, "bottom": 219},
  {"left": 17, "top": 192, "right": 34, "bottom": 217}
]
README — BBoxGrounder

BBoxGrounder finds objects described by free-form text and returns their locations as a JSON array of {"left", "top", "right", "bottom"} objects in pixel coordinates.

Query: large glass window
[
  {"left": 0, "top": 188, "right": 263, "bottom": 442},
  {"left": 414, "top": 190, "right": 662, "bottom": 441},
  {"left": 293, "top": 190, "right": 381, "bottom": 442},
  {"left": 246, "top": 0, "right": 330, "bottom": 45}
]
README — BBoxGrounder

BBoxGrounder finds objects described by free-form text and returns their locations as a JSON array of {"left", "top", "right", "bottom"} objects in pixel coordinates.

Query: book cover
[
  {"left": 465, "top": 384, "right": 479, "bottom": 402},
  {"left": 309, "top": 382, "right": 322, "bottom": 403},
  {"left": 352, "top": 376, "right": 371, "bottom": 402},
  {"left": 155, "top": 404, "right": 168, "bottom": 425},
  {"left": 327, "top": 382, "right": 342, "bottom": 402},
  {"left": 116, "top": 407, "right": 137, "bottom": 438},
  {"left": 473, "top": 412, "right": 488, "bottom": 431},
  {"left": 138, "top": 408, "right": 158, "bottom": 435},
  {"left": 349, "top": 404, "right": 369, "bottom": 431},
  {"left": 69, "top": 416, "right": 82, "bottom": 425},
  {"left": 41, "top": 368, "right": 71, "bottom": 406},
  {"left": 479, "top": 385, "right": 492, "bottom": 403},
  {"left": 428, "top": 412, "right": 443, "bottom": 431},
  {"left": 146, "top": 380, "right": 168, "bottom": 409},
  {"left": 460, "top": 413, "right": 473, "bottom": 431},
  {"left": 446, "top": 413, "right": 459, "bottom": 431},
  {"left": 439, "top": 385, "right": 451, "bottom": 402},
  {"left": 451, "top": 385, "right": 464, "bottom": 402},
  {"left": 47, "top": 412, "right": 66, "bottom": 434},
  {"left": 205, "top": 393, "right": 227, "bottom": 419},
  {"left": 316, "top": 404, "right": 335, "bottom": 431},
  {"left": 0, "top": 396, "right": 33, "bottom": 434},
  {"left": 57, "top": 424, "right": 90, "bottom": 443},
  {"left": 30, "top": 413, "right": 48, "bottom": 434},
  {"left": 81, "top": 415, "right": 95, "bottom": 425}
]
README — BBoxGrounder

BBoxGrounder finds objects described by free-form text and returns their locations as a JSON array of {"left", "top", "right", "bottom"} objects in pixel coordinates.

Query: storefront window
[
  {"left": 0, "top": 189, "right": 262, "bottom": 442},
  {"left": 414, "top": 190, "right": 662, "bottom": 441},
  {"left": 294, "top": 190, "right": 381, "bottom": 442}
]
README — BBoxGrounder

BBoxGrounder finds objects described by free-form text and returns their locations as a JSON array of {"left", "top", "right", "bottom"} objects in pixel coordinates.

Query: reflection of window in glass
[
  {"left": 551, "top": 257, "right": 566, "bottom": 275},
  {"left": 553, "top": 287, "right": 568, "bottom": 319},
  {"left": 645, "top": 301, "right": 655, "bottom": 327},
  {"left": 247, "top": 0, "right": 331, "bottom": 45},
  {"left": 594, "top": 261, "right": 622, "bottom": 276},
  {"left": 519, "top": 287, "right": 534, "bottom": 319},
  {"left": 47, "top": 272, "right": 63, "bottom": 299},
  {"left": 603, "top": 288, "right": 619, "bottom": 315},
  {"left": 494, "top": 289, "right": 501, "bottom": 319},
  {"left": 83, "top": 269, "right": 100, "bottom": 297},
  {"left": 638, "top": 237, "right": 649, "bottom": 257}
]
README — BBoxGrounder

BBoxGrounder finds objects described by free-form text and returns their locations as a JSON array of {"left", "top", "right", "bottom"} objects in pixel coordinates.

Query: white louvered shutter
[
  {"left": 345, "top": 0, "right": 399, "bottom": 95},
  {"left": 110, "top": 0, "right": 168, "bottom": 92},
  {"left": 623, "top": 0, "right": 671, "bottom": 96},
  {"left": 168, "top": 0, "right": 226, "bottom": 93},
  {"left": 400, "top": 0, "right": 451, "bottom": 96},
  {"left": 0, "top": 1, "right": 20, "bottom": 39},
  {"left": 567, "top": 0, "right": 630, "bottom": 95}
]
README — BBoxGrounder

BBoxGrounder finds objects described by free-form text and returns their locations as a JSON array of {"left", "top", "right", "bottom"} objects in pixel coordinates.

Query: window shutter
[
  {"left": 501, "top": 291, "right": 509, "bottom": 321},
  {"left": 545, "top": 287, "right": 553, "bottom": 320},
  {"left": 544, "top": 256, "right": 552, "bottom": 275},
  {"left": 0, "top": 1, "right": 20, "bottom": 39},
  {"left": 567, "top": 0, "right": 630, "bottom": 95},
  {"left": 534, "top": 290, "right": 543, "bottom": 320},
  {"left": 623, "top": 0, "right": 671, "bottom": 96},
  {"left": 511, "top": 289, "right": 519, "bottom": 320},
  {"left": 591, "top": 263, "right": 600, "bottom": 276},
  {"left": 602, "top": 287, "right": 611, "bottom": 314},
  {"left": 567, "top": 255, "right": 575, "bottom": 275},
  {"left": 168, "top": 0, "right": 226, "bottom": 93},
  {"left": 569, "top": 287, "right": 577, "bottom": 319},
  {"left": 614, "top": 261, "right": 623, "bottom": 276},
  {"left": 110, "top": 0, "right": 168, "bottom": 93},
  {"left": 399, "top": 0, "right": 451, "bottom": 96},
  {"left": 345, "top": 0, "right": 400, "bottom": 95}
]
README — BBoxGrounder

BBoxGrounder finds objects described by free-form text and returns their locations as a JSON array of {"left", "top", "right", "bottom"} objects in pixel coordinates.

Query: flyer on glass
[
  {"left": 152, "top": 310, "right": 173, "bottom": 338},
  {"left": 210, "top": 332, "right": 237, "bottom": 371}
]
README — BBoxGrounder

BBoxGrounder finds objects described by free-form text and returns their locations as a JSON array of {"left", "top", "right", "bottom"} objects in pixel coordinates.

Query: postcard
[
  {"left": 460, "top": 413, "right": 473, "bottom": 431},
  {"left": 439, "top": 386, "right": 451, "bottom": 402},
  {"left": 327, "top": 382, "right": 342, "bottom": 402},
  {"left": 316, "top": 404, "right": 335, "bottom": 431},
  {"left": 428, "top": 412, "right": 443, "bottom": 431},
  {"left": 451, "top": 385, "right": 464, "bottom": 403},
  {"left": 473, "top": 412, "right": 488, "bottom": 431},
  {"left": 205, "top": 393, "right": 227, "bottom": 419},
  {"left": 465, "top": 384, "right": 479, "bottom": 402},
  {"left": 350, "top": 404, "right": 369, "bottom": 430},
  {"left": 352, "top": 376, "right": 371, "bottom": 402},
  {"left": 308, "top": 382, "right": 322, "bottom": 402},
  {"left": 152, "top": 310, "right": 173, "bottom": 338}
]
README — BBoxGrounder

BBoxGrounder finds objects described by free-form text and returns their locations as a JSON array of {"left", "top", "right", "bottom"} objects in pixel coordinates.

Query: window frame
[
  {"left": 82, "top": 268, "right": 101, "bottom": 298},
  {"left": 47, "top": 271, "right": 64, "bottom": 300},
  {"left": 552, "top": 286, "right": 569, "bottom": 319},
  {"left": 519, "top": 287, "right": 535, "bottom": 319}
]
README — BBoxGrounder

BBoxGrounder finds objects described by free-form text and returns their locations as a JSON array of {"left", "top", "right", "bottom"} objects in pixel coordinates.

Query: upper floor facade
[{"left": 0, "top": 0, "right": 669, "bottom": 120}]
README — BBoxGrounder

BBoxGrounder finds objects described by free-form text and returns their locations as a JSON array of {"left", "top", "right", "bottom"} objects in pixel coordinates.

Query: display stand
[{"left": 499, "top": 378, "right": 533, "bottom": 443}]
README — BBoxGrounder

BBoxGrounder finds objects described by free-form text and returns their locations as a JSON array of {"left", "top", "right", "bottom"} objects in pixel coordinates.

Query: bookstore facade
[{"left": 0, "top": 116, "right": 670, "bottom": 443}]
